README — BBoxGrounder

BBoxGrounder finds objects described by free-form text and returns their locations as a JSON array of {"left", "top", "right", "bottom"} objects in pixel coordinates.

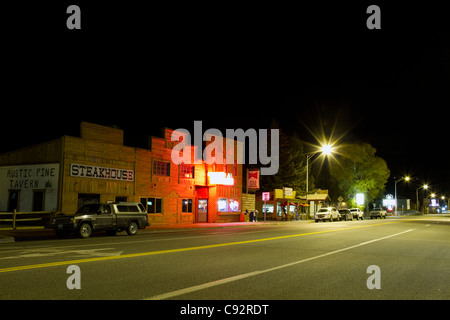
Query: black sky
[{"left": 3, "top": 2, "right": 450, "bottom": 197}]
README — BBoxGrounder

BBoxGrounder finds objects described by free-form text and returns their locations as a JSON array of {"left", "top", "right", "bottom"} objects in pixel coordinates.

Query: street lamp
[
  {"left": 305, "top": 144, "right": 333, "bottom": 218},
  {"left": 394, "top": 176, "right": 410, "bottom": 216},
  {"left": 416, "top": 184, "right": 428, "bottom": 213},
  {"left": 321, "top": 144, "right": 333, "bottom": 156}
]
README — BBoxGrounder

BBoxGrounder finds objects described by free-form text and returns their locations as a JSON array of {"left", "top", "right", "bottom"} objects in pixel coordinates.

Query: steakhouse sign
[{"left": 70, "top": 164, "right": 134, "bottom": 181}]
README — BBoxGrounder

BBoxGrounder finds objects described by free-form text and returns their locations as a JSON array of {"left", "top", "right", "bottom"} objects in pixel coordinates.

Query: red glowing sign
[{"left": 208, "top": 172, "right": 234, "bottom": 185}]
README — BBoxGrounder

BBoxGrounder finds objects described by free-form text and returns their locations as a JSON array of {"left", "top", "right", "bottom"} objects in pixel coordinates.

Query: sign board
[
  {"left": 356, "top": 193, "right": 365, "bottom": 205},
  {"left": 431, "top": 198, "right": 438, "bottom": 207},
  {"left": 338, "top": 196, "right": 344, "bottom": 202},
  {"left": 247, "top": 169, "right": 260, "bottom": 189},
  {"left": 208, "top": 172, "right": 234, "bottom": 185},
  {"left": 70, "top": 163, "right": 134, "bottom": 181},
  {"left": 283, "top": 187, "right": 293, "bottom": 197},
  {"left": 0, "top": 163, "right": 60, "bottom": 212},
  {"left": 262, "top": 192, "right": 270, "bottom": 201},
  {"left": 383, "top": 194, "right": 396, "bottom": 207}
]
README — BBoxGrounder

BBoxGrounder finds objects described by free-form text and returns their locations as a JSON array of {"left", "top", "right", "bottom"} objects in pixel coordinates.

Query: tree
[
  {"left": 329, "top": 143, "right": 390, "bottom": 207},
  {"left": 261, "top": 121, "right": 312, "bottom": 194}
]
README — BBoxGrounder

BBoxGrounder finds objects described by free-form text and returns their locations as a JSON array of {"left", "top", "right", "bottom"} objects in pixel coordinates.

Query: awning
[
  {"left": 279, "top": 202, "right": 308, "bottom": 206},
  {"left": 279, "top": 202, "right": 297, "bottom": 206}
]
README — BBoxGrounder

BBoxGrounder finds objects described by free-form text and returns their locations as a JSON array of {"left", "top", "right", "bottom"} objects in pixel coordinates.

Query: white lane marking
[{"left": 145, "top": 229, "right": 414, "bottom": 300}]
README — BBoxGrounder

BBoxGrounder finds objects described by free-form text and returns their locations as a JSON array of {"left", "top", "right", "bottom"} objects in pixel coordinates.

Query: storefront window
[
  {"left": 229, "top": 199, "right": 239, "bottom": 212},
  {"left": 289, "top": 205, "right": 296, "bottom": 214},
  {"left": 140, "top": 197, "right": 162, "bottom": 214},
  {"left": 182, "top": 199, "right": 193, "bottom": 213},
  {"left": 218, "top": 198, "right": 228, "bottom": 212},
  {"left": 263, "top": 204, "right": 274, "bottom": 214}
]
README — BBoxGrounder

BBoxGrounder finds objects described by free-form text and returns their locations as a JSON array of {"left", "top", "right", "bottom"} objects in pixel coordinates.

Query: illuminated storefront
[
  {"left": 0, "top": 122, "right": 243, "bottom": 225},
  {"left": 256, "top": 188, "right": 309, "bottom": 221}
]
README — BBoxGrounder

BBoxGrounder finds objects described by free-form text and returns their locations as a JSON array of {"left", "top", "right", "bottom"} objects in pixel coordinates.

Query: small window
[
  {"left": 153, "top": 160, "right": 170, "bottom": 176},
  {"left": 101, "top": 204, "right": 111, "bottom": 214},
  {"left": 182, "top": 199, "right": 193, "bottom": 213},
  {"left": 116, "top": 205, "right": 129, "bottom": 212},
  {"left": 180, "top": 164, "right": 194, "bottom": 179},
  {"left": 229, "top": 199, "right": 239, "bottom": 212},
  {"left": 128, "top": 205, "right": 140, "bottom": 213},
  {"left": 218, "top": 198, "right": 228, "bottom": 212},
  {"left": 144, "top": 197, "right": 163, "bottom": 214}
]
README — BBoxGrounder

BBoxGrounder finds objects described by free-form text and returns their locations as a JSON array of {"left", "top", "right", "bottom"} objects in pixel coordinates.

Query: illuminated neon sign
[
  {"left": 383, "top": 194, "right": 396, "bottom": 212},
  {"left": 208, "top": 172, "right": 234, "bottom": 185},
  {"left": 356, "top": 193, "right": 365, "bottom": 205}
]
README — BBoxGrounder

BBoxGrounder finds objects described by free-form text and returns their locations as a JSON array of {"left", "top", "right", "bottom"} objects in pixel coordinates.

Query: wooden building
[
  {"left": 0, "top": 122, "right": 244, "bottom": 225},
  {"left": 255, "top": 189, "right": 308, "bottom": 221}
]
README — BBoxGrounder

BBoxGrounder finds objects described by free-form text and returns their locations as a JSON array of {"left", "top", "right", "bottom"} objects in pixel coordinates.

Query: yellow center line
[{"left": 0, "top": 218, "right": 425, "bottom": 273}]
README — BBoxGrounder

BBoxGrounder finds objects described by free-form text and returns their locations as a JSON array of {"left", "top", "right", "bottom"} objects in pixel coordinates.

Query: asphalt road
[{"left": 1, "top": 215, "right": 450, "bottom": 301}]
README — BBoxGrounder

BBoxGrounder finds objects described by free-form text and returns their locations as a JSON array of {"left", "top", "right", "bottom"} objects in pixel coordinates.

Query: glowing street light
[
  {"left": 321, "top": 144, "right": 333, "bottom": 156},
  {"left": 394, "top": 176, "right": 410, "bottom": 216},
  {"left": 305, "top": 142, "right": 334, "bottom": 218},
  {"left": 416, "top": 184, "right": 429, "bottom": 213}
]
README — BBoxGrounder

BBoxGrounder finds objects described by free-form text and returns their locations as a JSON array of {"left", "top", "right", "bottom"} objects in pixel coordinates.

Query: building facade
[{"left": 0, "top": 122, "right": 244, "bottom": 225}]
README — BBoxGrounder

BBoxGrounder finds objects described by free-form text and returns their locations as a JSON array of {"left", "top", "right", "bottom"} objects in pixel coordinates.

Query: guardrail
[{"left": 0, "top": 211, "right": 55, "bottom": 230}]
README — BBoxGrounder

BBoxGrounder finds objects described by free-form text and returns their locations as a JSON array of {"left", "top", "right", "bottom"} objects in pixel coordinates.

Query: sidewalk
[{"left": 0, "top": 219, "right": 313, "bottom": 243}]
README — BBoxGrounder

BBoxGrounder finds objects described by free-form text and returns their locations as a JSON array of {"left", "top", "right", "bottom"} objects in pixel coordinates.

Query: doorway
[
  {"left": 197, "top": 199, "right": 208, "bottom": 223},
  {"left": 8, "top": 190, "right": 20, "bottom": 212},
  {"left": 32, "top": 190, "right": 45, "bottom": 211}
]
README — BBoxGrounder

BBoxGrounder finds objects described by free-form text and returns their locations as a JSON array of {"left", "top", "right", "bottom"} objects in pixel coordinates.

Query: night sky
[{"left": 3, "top": 2, "right": 449, "bottom": 198}]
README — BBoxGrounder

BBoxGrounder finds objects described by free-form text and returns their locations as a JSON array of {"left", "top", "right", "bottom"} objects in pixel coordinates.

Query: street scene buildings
[{"left": 0, "top": 122, "right": 247, "bottom": 225}]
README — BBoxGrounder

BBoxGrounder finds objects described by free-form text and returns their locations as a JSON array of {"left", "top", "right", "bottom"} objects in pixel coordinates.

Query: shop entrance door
[
  {"left": 197, "top": 199, "right": 208, "bottom": 223},
  {"left": 8, "top": 190, "right": 20, "bottom": 212}
]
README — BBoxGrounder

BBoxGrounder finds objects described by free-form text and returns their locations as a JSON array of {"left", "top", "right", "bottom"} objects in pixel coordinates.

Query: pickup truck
[
  {"left": 52, "top": 202, "right": 150, "bottom": 238},
  {"left": 370, "top": 207, "right": 387, "bottom": 219},
  {"left": 349, "top": 208, "right": 364, "bottom": 220}
]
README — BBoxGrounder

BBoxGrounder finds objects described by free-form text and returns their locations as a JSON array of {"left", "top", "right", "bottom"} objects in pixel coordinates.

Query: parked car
[
  {"left": 370, "top": 207, "right": 387, "bottom": 219},
  {"left": 315, "top": 207, "right": 340, "bottom": 222},
  {"left": 338, "top": 209, "right": 353, "bottom": 221},
  {"left": 52, "top": 202, "right": 150, "bottom": 238},
  {"left": 349, "top": 208, "right": 364, "bottom": 220}
]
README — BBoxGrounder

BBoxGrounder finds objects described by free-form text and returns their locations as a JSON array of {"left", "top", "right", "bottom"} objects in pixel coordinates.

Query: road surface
[{"left": 1, "top": 215, "right": 450, "bottom": 301}]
